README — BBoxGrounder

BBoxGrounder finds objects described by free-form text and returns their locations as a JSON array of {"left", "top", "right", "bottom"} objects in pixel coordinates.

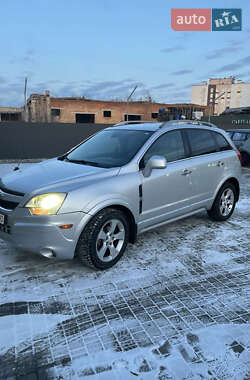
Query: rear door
[{"left": 184, "top": 128, "right": 231, "bottom": 205}]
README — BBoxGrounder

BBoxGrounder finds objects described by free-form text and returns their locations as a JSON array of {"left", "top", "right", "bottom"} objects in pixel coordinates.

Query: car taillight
[{"left": 236, "top": 150, "right": 242, "bottom": 162}]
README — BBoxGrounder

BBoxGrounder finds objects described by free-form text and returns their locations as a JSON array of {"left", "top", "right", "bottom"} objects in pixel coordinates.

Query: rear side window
[
  {"left": 186, "top": 129, "right": 217, "bottom": 156},
  {"left": 212, "top": 132, "right": 232, "bottom": 152}
]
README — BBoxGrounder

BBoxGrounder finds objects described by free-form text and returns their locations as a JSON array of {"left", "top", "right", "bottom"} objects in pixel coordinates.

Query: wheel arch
[
  {"left": 79, "top": 202, "right": 137, "bottom": 246},
  {"left": 214, "top": 177, "right": 240, "bottom": 204},
  {"left": 224, "top": 177, "right": 240, "bottom": 202},
  {"left": 107, "top": 204, "right": 137, "bottom": 244}
]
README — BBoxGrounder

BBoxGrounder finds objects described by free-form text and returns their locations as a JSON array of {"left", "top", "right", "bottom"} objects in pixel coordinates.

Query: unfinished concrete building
[{"left": 27, "top": 91, "right": 51, "bottom": 122}]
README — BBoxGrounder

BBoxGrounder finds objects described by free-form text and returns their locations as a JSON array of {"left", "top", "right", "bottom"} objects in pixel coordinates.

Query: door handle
[
  {"left": 182, "top": 169, "right": 192, "bottom": 175},
  {"left": 217, "top": 161, "right": 224, "bottom": 167}
]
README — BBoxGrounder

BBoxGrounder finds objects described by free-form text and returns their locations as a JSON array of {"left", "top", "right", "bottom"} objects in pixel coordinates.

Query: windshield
[{"left": 65, "top": 129, "right": 153, "bottom": 168}]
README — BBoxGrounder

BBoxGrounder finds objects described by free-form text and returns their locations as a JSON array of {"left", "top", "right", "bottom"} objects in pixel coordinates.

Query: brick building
[
  {"left": 0, "top": 106, "right": 24, "bottom": 121},
  {"left": 26, "top": 91, "right": 207, "bottom": 124}
]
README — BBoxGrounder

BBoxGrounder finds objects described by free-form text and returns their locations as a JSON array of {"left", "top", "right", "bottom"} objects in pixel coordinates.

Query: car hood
[{"left": 1, "top": 159, "right": 119, "bottom": 194}]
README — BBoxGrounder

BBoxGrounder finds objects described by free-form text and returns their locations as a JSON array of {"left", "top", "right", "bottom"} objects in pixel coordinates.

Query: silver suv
[
  {"left": 0, "top": 121, "right": 241, "bottom": 269},
  {"left": 227, "top": 129, "right": 250, "bottom": 166}
]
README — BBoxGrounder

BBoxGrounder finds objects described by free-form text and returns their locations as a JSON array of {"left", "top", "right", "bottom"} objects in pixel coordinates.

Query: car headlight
[{"left": 25, "top": 193, "right": 67, "bottom": 215}]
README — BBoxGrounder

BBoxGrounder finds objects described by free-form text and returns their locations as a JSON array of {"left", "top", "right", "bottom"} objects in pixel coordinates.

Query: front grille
[
  {"left": 0, "top": 199, "right": 19, "bottom": 210},
  {"left": 0, "top": 224, "right": 11, "bottom": 234},
  {"left": 0, "top": 186, "right": 24, "bottom": 197}
]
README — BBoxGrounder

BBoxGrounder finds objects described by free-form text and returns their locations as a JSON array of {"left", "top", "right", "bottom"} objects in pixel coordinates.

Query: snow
[
  {"left": 0, "top": 314, "right": 70, "bottom": 355},
  {"left": 0, "top": 163, "right": 249, "bottom": 379}
]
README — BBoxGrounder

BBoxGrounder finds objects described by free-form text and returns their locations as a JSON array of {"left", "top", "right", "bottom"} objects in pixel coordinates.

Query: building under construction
[
  {"left": 0, "top": 106, "right": 23, "bottom": 122},
  {"left": 0, "top": 91, "right": 208, "bottom": 124},
  {"left": 26, "top": 91, "right": 207, "bottom": 123}
]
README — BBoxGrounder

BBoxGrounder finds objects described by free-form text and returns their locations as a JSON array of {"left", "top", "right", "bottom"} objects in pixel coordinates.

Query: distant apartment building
[
  {"left": 191, "top": 78, "right": 250, "bottom": 115},
  {"left": 26, "top": 91, "right": 207, "bottom": 124}
]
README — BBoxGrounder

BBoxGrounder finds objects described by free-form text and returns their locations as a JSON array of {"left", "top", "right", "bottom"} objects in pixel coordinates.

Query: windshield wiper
[{"left": 64, "top": 158, "right": 107, "bottom": 167}]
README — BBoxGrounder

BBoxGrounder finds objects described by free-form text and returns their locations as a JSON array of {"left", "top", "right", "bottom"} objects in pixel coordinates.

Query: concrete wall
[
  {"left": 27, "top": 92, "right": 51, "bottom": 123},
  {"left": 0, "top": 122, "right": 107, "bottom": 160},
  {"left": 191, "top": 84, "right": 208, "bottom": 106},
  {"left": 230, "top": 83, "right": 250, "bottom": 108}
]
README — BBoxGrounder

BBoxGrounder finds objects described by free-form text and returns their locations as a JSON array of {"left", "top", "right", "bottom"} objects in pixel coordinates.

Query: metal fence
[
  {"left": 201, "top": 115, "right": 250, "bottom": 130},
  {"left": 0, "top": 118, "right": 249, "bottom": 160},
  {"left": 0, "top": 122, "right": 108, "bottom": 159}
]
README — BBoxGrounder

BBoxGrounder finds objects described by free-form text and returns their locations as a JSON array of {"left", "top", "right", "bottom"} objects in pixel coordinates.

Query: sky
[{"left": 1, "top": 0, "right": 250, "bottom": 107}]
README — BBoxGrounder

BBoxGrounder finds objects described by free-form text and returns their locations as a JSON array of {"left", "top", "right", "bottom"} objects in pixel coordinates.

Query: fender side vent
[{"left": 139, "top": 184, "right": 143, "bottom": 214}]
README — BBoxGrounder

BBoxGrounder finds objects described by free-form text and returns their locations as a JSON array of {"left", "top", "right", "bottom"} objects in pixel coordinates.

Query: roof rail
[
  {"left": 114, "top": 120, "right": 155, "bottom": 126},
  {"left": 161, "top": 120, "right": 215, "bottom": 128},
  {"left": 195, "top": 121, "right": 216, "bottom": 128}
]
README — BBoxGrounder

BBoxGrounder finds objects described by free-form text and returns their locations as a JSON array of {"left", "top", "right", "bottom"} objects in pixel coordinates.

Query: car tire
[
  {"left": 207, "top": 182, "right": 237, "bottom": 222},
  {"left": 76, "top": 208, "right": 129, "bottom": 269},
  {"left": 241, "top": 152, "right": 250, "bottom": 167}
]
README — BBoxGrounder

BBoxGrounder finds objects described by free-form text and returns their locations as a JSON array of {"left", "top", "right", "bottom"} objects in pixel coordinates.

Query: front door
[{"left": 138, "top": 130, "right": 196, "bottom": 231}]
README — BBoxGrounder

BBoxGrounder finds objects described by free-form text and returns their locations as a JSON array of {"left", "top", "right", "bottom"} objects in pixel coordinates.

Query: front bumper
[{"left": 0, "top": 207, "right": 92, "bottom": 259}]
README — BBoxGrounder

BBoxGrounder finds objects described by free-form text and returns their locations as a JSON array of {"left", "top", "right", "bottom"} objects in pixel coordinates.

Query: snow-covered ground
[{"left": 0, "top": 163, "right": 249, "bottom": 379}]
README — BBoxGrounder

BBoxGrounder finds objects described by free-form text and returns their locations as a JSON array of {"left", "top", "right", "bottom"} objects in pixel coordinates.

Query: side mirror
[{"left": 143, "top": 155, "right": 167, "bottom": 177}]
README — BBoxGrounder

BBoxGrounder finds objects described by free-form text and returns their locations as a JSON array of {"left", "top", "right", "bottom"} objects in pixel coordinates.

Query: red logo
[{"left": 171, "top": 9, "right": 211, "bottom": 31}]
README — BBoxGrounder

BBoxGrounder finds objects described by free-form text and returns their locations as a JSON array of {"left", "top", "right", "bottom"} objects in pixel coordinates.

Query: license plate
[{"left": 0, "top": 214, "right": 5, "bottom": 225}]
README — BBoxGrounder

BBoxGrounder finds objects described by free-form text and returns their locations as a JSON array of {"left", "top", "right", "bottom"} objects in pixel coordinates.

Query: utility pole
[
  {"left": 208, "top": 91, "right": 225, "bottom": 123},
  {"left": 126, "top": 85, "right": 137, "bottom": 121},
  {"left": 146, "top": 89, "right": 153, "bottom": 120},
  {"left": 24, "top": 77, "right": 28, "bottom": 122}
]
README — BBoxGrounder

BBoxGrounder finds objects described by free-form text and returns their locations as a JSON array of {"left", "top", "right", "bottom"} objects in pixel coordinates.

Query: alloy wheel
[
  {"left": 96, "top": 219, "right": 125, "bottom": 262},
  {"left": 219, "top": 188, "right": 234, "bottom": 217}
]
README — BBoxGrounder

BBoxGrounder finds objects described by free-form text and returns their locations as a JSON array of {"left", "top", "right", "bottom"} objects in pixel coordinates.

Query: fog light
[
  {"left": 40, "top": 248, "right": 55, "bottom": 258},
  {"left": 59, "top": 224, "right": 73, "bottom": 229}
]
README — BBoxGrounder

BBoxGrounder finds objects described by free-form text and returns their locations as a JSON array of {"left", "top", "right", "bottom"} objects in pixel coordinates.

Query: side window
[
  {"left": 187, "top": 129, "right": 217, "bottom": 157},
  {"left": 212, "top": 132, "right": 232, "bottom": 151},
  {"left": 141, "top": 130, "right": 185, "bottom": 168},
  {"left": 232, "top": 132, "right": 247, "bottom": 141}
]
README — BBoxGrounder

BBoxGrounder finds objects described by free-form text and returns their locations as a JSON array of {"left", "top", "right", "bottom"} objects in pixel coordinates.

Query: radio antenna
[{"left": 13, "top": 77, "right": 28, "bottom": 171}]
